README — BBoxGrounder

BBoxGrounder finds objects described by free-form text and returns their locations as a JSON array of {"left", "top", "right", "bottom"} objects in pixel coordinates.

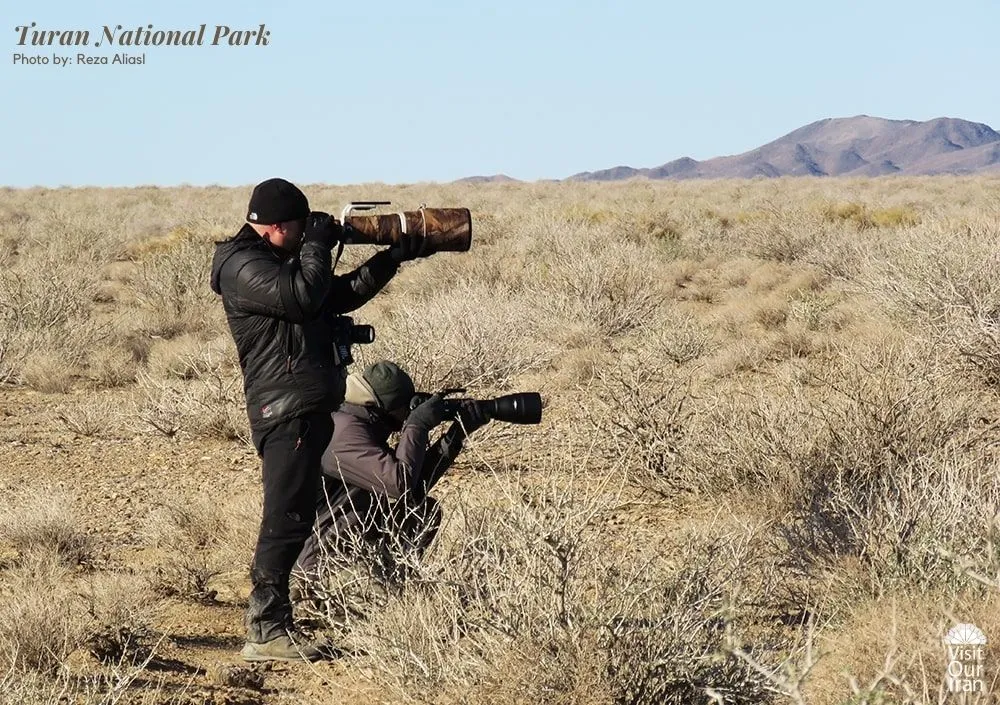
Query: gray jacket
[
  {"left": 322, "top": 403, "right": 464, "bottom": 502},
  {"left": 293, "top": 403, "right": 466, "bottom": 576}
]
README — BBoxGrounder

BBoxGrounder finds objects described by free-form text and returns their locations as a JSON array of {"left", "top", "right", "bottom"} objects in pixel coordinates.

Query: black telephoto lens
[
  {"left": 351, "top": 325, "right": 376, "bottom": 344},
  {"left": 485, "top": 393, "right": 543, "bottom": 424}
]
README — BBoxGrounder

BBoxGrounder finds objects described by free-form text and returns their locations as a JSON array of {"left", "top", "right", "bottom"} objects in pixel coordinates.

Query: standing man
[{"left": 210, "top": 178, "right": 425, "bottom": 662}]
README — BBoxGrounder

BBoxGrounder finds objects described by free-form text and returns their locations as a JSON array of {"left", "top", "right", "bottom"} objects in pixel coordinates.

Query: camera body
[{"left": 331, "top": 315, "right": 375, "bottom": 368}]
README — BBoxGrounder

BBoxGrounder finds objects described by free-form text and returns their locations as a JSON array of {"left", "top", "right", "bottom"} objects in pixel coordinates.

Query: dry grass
[
  {"left": 309, "top": 456, "right": 785, "bottom": 705},
  {"left": 3, "top": 175, "right": 1000, "bottom": 703},
  {"left": 0, "top": 546, "right": 160, "bottom": 687},
  {"left": 140, "top": 493, "right": 259, "bottom": 602},
  {"left": 0, "top": 486, "right": 94, "bottom": 567}
]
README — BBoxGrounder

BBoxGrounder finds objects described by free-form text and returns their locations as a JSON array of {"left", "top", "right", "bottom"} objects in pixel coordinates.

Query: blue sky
[{"left": 2, "top": 0, "right": 998, "bottom": 187}]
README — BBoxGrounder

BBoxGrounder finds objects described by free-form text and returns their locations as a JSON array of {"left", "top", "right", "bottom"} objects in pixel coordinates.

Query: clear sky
[{"left": 2, "top": 0, "right": 998, "bottom": 187}]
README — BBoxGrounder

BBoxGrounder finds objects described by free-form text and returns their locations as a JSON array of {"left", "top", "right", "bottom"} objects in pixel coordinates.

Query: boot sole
[
  {"left": 241, "top": 650, "right": 323, "bottom": 663},
  {"left": 241, "top": 654, "right": 321, "bottom": 663},
  {"left": 241, "top": 645, "right": 325, "bottom": 663}
]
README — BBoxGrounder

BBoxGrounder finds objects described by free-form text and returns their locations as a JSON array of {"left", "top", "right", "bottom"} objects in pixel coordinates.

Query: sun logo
[{"left": 947, "top": 624, "right": 988, "bottom": 646}]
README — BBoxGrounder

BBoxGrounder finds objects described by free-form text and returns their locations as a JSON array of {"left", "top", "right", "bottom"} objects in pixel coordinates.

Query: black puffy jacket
[{"left": 209, "top": 224, "right": 399, "bottom": 434}]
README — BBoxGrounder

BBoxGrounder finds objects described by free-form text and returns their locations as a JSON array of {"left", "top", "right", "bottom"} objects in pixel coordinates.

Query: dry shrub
[
  {"left": 55, "top": 395, "right": 127, "bottom": 438},
  {"left": 946, "top": 516, "right": 1000, "bottom": 621},
  {"left": 739, "top": 205, "right": 823, "bottom": 263},
  {"left": 0, "top": 556, "right": 165, "bottom": 703},
  {"left": 78, "top": 571, "right": 160, "bottom": 666},
  {"left": 0, "top": 261, "right": 104, "bottom": 388},
  {"left": 702, "top": 339, "right": 773, "bottom": 378},
  {"left": 100, "top": 311, "right": 160, "bottom": 369},
  {"left": 0, "top": 487, "right": 94, "bottom": 567},
  {"left": 85, "top": 345, "right": 138, "bottom": 388},
  {"left": 0, "top": 550, "right": 89, "bottom": 674},
  {"left": 753, "top": 300, "right": 790, "bottom": 329},
  {"left": 858, "top": 222, "right": 1000, "bottom": 325},
  {"left": 632, "top": 207, "right": 685, "bottom": 244},
  {"left": 183, "top": 368, "right": 250, "bottom": 443},
  {"left": 780, "top": 325, "right": 825, "bottom": 360},
  {"left": 684, "top": 380, "right": 816, "bottom": 504},
  {"left": 787, "top": 291, "right": 838, "bottom": 332},
  {"left": 781, "top": 344, "right": 1000, "bottom": 594},
  {"left": 536, "top": 237, "right": 667, "bottom": 339},
  {"left": 0, "top": 671, "right": 74, "bottom": 705},
  {"left": 130, "top": 371, "right": 185, "bottom": 439},
  {"left": 583, "top": 352, "right": 693, "bottom": 498},
  {"left": 0, "top": 669, "right": 183, "bottom": 705},
  {"left": 142, "top": 493, "right": 259, "bottom": 601},
  {"left": 130, "top": 367, "right": 249, "bottom": 444},
  {"left": 128, "top": 239, "right": 222, "bottom": 337},
  {"left": 850, "top": 220, "right": 1000, "bottom": 390},
  {"left": 358, "top": 281, "right": 558, "bottom": 392},
  {"left": 123, "top": 225, "right": 198, "bottom": 260},
  {"left": 144, "top": 333, "right": 234, "bottom": 381},
  {"left": 601, "top": 534, "right": 780, "bottom": 705},
  {"left": 307, "top": 459, "right": 787, "bottom": 705},
  {"left": 0, "top": 551, "right": 157, "bottom": 673},
  {"left": 643, "top": 307, "right": 715, "bottom": 365},
  {"left": 467, "top": 209, "right": 669, "bottom": 338},
  {"left": 19, "top": 350, "right": 78, "bottom": 393},
  {"left": 819, "top": 201, "right": 921, "bottom": 230},
  {"left": 693, "top": 339, "right": 1000, "bottom": 594},
  {"left": 795, "top": 597, "right": 1000, "bottom": 705}
]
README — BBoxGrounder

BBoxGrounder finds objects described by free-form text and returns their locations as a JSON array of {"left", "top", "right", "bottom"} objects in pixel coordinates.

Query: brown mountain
[
  {"left": 453, "top": 174, "right": 521, "bottom": 184},
  {"left": 566, "top": 116, "right": 1000, "bottom": 181}
]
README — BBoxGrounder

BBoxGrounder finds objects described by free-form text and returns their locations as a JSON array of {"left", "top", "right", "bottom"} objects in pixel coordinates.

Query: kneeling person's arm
[{"left": 327, "top": 422, "right": 430, "bottom": 501}]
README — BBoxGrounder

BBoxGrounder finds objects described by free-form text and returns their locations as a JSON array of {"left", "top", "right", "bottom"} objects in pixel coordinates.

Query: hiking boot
[{"left": 240, "top": 630, "right": 330, "bottom": 663}]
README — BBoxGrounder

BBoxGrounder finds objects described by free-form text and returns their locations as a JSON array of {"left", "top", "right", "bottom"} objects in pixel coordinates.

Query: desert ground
[{"left": 1, "top": 176, "right": 1000, "bottom": 704}]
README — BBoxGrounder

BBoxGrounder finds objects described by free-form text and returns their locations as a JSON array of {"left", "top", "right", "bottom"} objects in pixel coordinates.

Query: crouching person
[{"left": 292, "top": 361, "right": 488, "bottom": 600}]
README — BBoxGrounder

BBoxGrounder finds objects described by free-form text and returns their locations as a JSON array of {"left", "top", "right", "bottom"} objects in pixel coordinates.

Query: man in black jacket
[{"left": 210, "top": 179, "right": 426, "bottom": 662}]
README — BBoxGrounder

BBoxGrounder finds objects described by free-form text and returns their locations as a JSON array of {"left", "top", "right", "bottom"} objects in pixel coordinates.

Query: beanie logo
[{"left": 249, "top": 212, "right": 258, "bottom": 221}]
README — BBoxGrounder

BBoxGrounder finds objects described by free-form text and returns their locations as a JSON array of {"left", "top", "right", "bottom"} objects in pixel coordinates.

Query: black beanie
[{"left": 246, "top": 178, "right": 310, "bottom": 225}]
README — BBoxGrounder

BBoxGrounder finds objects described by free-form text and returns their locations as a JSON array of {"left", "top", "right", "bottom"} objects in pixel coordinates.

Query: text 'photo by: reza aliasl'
[{"left": 11, "top": 23, "right": 271, "bottom": 67}]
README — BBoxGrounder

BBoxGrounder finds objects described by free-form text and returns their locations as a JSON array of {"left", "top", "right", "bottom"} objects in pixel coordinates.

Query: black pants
[{"left": 246, "top": 411, "right": 334, "bottom": 642}]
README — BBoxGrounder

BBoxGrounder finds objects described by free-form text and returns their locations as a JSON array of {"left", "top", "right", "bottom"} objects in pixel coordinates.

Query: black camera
[
  {"left": 332, "top": 315, "right": 375, "bottom": 367},
  {"left": 409, "top": 389, "right": 543, "bottom": 425}
]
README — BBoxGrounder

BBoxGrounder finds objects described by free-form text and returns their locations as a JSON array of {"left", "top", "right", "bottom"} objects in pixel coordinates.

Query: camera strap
[
  {"left": 417, "top": 204, "right": 429, "bottom": 255},
  {"left": 332, "top": 240, "right": 345, "bottom": 273}
]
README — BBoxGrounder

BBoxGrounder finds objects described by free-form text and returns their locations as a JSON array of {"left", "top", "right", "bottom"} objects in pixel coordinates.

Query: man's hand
[
  {"left": 455, "top": 400, "right": 489, "bottom": 436},
  {"left": 304, "top": 211, "right": 342, "bottom": 247},
  {"left": 405, "top": 393, "right": 449, "bottom": 431},
  {"left": 388, "top": 231, "right": 427, "bottom": 263}
]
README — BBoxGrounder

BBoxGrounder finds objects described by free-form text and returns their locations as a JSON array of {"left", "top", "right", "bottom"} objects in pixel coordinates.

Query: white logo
[
  {"left": 948, "top": 624, "right": 989, "bottom": 646},
  {"left": 249, "top": 211, "right": 258, "bottom": 221},
  {"left": 945, "top": 623, "right": 988, "bottom": 695}
]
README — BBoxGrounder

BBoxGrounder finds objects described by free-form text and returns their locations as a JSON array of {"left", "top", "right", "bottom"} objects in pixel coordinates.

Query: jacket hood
[
  {"left": 210, "top": 226, "right": 259, "bottom": 295},
  {"left": 345, "top": 372, "right": 380, "bottom": 407}
]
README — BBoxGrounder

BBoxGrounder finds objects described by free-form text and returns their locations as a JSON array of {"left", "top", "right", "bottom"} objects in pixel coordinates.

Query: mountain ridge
[{"left": 563, "top": 116, "right": 1000, "bottom": 181}]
